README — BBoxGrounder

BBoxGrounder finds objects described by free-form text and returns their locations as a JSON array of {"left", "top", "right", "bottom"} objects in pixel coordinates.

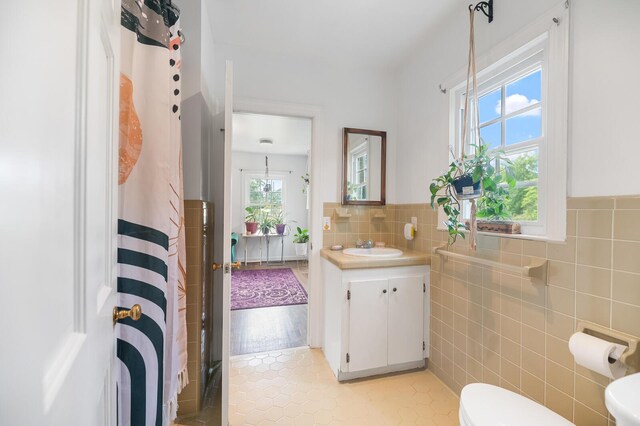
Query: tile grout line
[
  {"left": 570, "top": 207, "right": 578, "bottom": 420},
  {"left": 610, "top": 201, "right": 615, "bottom": 331}
]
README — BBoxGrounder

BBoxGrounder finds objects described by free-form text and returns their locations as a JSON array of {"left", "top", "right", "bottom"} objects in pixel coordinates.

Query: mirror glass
[{"left": 342, "top": 128, "right": 386, "bottom": 205}]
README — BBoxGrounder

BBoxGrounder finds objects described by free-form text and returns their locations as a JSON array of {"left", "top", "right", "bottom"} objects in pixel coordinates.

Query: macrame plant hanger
[{"left": 460, "top": 6, "right": 482, "bottom": 251}]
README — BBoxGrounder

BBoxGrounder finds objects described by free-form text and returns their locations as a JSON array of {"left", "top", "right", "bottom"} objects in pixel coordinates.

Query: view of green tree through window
[
  {"left": 248, "top": 177, "right": 284, "bottom": 212},
  {"left": 471, "top": 67, "right": 542, "bottom": 222},
  {"left": 505, "top": 151, "right": 538, "bottom": 221}
]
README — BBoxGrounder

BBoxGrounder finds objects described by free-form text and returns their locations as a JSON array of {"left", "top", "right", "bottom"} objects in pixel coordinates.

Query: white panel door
[
  {"left": 218, "top": 61, "right": 235, "bottom": 426},
  {"left": 347, "top": 279, "right": 388, "bottom": 372},
  {"left": 388, "top": 276, "right": 424, "bottom": 365},
  {"left": 0, "top": 0, "right": 120, "bottom": 424}
]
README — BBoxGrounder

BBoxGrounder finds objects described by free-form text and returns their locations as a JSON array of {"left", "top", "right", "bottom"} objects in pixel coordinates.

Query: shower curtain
[{"left": 117, "top": 0, "right": 187, "bottom": 424}]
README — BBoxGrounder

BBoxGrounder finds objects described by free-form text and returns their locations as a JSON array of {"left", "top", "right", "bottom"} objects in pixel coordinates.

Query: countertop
[{"left": 320, "top": 247, "right": 430, "bottom": 270}]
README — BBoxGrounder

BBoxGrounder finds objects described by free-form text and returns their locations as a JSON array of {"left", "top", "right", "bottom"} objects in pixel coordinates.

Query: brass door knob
[
  {"left": 113, "top": 304, "right": 142, "bottom": 324},
  {"left": 212, "top": 263, "right": 222, "bottom": 271},
  {"left": 231, "top": 261, "right": 241, "bottom": 270}
]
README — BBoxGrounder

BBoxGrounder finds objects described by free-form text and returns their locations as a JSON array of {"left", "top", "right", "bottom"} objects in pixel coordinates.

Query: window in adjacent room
[
  {"left": 245, "top": 173, "right": 285, "bottom": 213},
  {"left": 350, "top": 143, "right": 368, "bottom": 200}
]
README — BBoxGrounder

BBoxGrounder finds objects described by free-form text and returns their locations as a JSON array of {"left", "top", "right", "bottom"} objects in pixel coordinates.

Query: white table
[{"left": 242, "top": 230, "right": 289, "bottom": 266}]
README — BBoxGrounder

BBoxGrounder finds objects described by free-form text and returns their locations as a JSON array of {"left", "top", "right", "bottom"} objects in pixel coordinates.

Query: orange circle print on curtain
[{"left": 118, "top": 73, "right": 142, "bottom": 185}]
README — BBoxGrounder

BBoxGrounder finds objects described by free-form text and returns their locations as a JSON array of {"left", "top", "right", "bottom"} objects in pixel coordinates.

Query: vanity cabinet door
[
  {"left": 387, "top": 275, "right": 424, "bottom": 365},
  {"left": 347, "top": 279, "right": 388, "bottom": 372}
]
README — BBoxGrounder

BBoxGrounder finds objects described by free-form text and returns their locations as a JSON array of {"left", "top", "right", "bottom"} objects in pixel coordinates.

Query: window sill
[{"left": 436, "top": 226, "right": 565, "bottom": 243}]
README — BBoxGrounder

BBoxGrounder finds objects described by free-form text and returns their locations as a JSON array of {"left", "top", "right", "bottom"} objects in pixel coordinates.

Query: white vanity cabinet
[{"left": 322, "top": 258, "right": 429, "bottom": 381}]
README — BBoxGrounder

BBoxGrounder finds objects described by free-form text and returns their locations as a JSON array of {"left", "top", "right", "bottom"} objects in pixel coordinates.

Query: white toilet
[{"left": 459, "top": 383, "right": 575, "bottom": 426}]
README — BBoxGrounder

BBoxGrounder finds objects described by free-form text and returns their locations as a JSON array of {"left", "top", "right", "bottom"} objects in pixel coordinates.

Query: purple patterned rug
[{"left": 231, "top": 268, "right": 308, "bottom": 310}]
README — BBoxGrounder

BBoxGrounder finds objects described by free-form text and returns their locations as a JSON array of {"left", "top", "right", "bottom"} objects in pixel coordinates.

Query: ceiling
[
  {"left": 209, "top": 0, "right": 459, "bottom": 69},
  {"left": 232, "top": 113, "right": 312, "bottom": 155}
]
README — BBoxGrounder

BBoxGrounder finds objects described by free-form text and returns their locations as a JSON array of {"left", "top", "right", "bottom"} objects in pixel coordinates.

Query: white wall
[
  {"left": 176, "top": 0, "right": 217, "bottom": 201},
  {"left": 395, "top": 0, "right": 640, "bottom": 203},
  {"left": 213, "top": 43, "right": 398, "bottom": 204},
  {"left": 200, "top": 0, "right": 217, "bottom": 112},
  {"left": 569, "top": 0, "right": 640, "bottom": 197},
  {"left": 231, "top": 152, "right": 309, "bottom": 262}
]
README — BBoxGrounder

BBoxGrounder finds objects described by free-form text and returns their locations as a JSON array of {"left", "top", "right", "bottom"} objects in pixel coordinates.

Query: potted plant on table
[
  {"left": 259, "top": 210, "right": 277, "bottom": 235},
  {"left": 272, "top": 209, "right": 289, "bottom": 235},
  {"left": 292, "top": 227, "right": 309, "bottom": 256},
  {"left": 244, "top": 206, "right": 260, "bottom": 235}
]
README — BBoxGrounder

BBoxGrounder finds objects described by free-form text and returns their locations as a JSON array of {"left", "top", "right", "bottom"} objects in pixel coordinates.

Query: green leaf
[{"left": 482, "top": 177, "right": 496, "bottom": 192}]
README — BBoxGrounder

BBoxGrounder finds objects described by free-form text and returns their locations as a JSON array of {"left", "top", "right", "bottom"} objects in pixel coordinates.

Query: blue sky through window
[
  {"left": 506, "top": 71, "right": 541, "bottom": 108},
  {"left": 480, "top": 122, "right": 501, "bottom": 149},
  {"left": 476, "top": 69, "right": 542, "bottom": 148},
  {"left": 507, "top": 109, "right": 541, "bottom": 145},
  {"left": 478, "top": 88, "right": 500, "bottom": 123}
]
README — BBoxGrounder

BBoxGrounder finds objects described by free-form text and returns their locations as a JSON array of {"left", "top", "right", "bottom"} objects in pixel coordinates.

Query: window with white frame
[
  {"left": 350, "top": 143, "right": 368, "bottom": 200},
  {"left": 244, "top": 173, "right": 286, "bottom": 213},
  {"left": 447, "top": 3, "right": 569, "bottom": 240},
  {"left": 461, "top": 57, "right": 543, "bottom": 224}
]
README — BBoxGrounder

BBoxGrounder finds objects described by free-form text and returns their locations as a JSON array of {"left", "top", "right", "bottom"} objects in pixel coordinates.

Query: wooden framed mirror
[{"left": 342, "top": 127, "right": 386, "bottom": 205}]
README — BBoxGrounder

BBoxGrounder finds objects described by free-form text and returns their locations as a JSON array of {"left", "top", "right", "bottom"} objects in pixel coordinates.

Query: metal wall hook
[
  {"left": 469, "top": 0, "right": 494, "bottom": 23},
  {"left": 438, "top": 84, "right": 447, "bottom": 94}
]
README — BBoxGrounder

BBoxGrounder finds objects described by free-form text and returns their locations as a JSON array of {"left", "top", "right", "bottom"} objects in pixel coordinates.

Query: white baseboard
[{"left": 239, "top": 255, "right": 308, "bottom": 263}]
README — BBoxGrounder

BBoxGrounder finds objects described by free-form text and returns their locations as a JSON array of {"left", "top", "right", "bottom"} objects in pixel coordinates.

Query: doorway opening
[{"left": 230, "top": 112, "right": 312, "bottom": 356}]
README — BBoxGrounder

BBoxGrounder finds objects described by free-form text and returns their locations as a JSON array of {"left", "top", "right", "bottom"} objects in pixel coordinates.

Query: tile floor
[{"left": 228, "top": 347, "right": 461, "bottom": 425}]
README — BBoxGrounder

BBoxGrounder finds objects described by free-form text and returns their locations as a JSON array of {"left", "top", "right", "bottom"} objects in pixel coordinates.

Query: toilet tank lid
[{"left": 460, "top": 383, "right": 575, "bottom": 426}]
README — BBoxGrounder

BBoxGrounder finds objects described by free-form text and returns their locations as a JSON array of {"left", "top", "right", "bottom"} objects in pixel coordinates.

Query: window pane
[
  {"left": 478, "top": 88, "right": 501, "bottom": 123},
  {"left": 507, "top": 149, "right": 538, "bottom": 181},
  {"left": 270, "top": 192, "right": 282, "bottom": 204},
  {"left": 507, "top": 186, "right": 538, "bottom": 221},
  {"left": 479, "top": 121, "right": 502, "bottom": 150},
  {"left": 505, "top": 150, "right": 538, "bottom": 221},
  {"left": 249, "top": 179, "right": 262, "bottom": 193},
  {"left": 249, "top": 192, "right": 263, "bottom": 205},
  {"left": 505, "top": 70, "right": 541, "bottom": 115},
  {"left": 506, "top": 108, "right": 541, "bottom": 145}
]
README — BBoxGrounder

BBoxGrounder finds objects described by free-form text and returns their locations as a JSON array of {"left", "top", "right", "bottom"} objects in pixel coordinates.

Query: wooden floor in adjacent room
[
  {"left": 231, "top": 305, "right": 308, "bottom": 356},
  {"left": 231, "top": 261, "right": 309, "bottom": 356}
]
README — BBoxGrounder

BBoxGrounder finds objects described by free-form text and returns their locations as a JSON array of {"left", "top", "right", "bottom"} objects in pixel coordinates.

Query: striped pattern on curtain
[{"left": 116, "top": 0, "right": 187, "bottom": 424}]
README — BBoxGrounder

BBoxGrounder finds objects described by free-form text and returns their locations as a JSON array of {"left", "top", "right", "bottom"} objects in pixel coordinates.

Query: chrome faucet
[{"left": 356, "top": 239, "right": 374, "bottom": 249}]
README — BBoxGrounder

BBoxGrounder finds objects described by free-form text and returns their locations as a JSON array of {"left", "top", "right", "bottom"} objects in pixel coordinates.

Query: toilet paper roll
[
  {"left": 404, "top": 223, "right": 415, "bottom": 240},
  {"left": 568, "top": 332, "right": 628, "bottom": 379}
]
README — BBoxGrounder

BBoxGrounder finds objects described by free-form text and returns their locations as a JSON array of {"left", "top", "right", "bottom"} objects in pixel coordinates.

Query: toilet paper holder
[{"left": 577, "top": 321, "right": 640, "bottom": 373}]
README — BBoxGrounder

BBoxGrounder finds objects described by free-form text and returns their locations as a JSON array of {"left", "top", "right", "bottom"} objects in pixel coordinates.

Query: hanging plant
[
  {"left": 429, "top": 6, "right": 515, "bottom": 248},
  {"left": 430, "top": 144, "right": 514, "bottom": 245},
  {"left": 301, "top": 173, "right": 310, "bottom": 194}
]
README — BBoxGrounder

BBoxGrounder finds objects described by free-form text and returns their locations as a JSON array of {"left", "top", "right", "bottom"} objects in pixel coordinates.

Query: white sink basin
[
  {"left": 605, "top": 372, "right": 640, "bottom": 425},
  {"left": 342, "top": 247, "right": 403, "bottom": 258}
]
